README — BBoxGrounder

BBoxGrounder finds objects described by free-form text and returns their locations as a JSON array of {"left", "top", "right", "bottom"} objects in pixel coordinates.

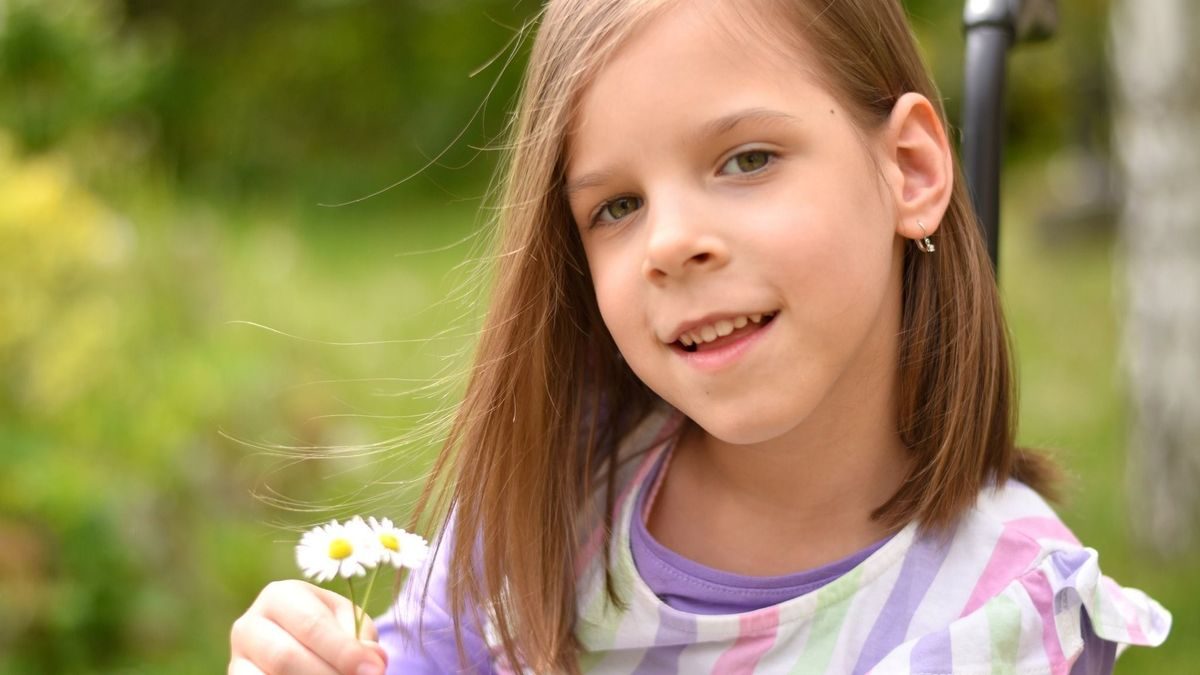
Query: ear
[{"left": 878, "top": 92, "right": 954, "bottom": 241}]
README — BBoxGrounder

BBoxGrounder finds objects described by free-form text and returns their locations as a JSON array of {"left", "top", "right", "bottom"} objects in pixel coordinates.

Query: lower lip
[{"left": 673, "top": 316, "right": 775, "bottom": 371}]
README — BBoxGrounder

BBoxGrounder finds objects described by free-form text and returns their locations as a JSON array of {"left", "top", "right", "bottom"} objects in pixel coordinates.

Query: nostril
[{"left": 643, "top": 236, "right": 727, "bottom": 280}]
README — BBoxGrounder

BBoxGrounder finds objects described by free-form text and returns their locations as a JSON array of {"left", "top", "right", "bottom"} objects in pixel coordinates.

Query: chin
[{"left": 681, "top": 402, "right": 809, "bottom": 447}]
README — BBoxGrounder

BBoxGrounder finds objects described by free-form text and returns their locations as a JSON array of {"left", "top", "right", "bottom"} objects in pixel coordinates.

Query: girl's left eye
[
  {"left": 720, "top": 150, "right": 773, "bottom": 175},
  {"left": 593, "top": 195, "right": 643, "bottom": 226}
]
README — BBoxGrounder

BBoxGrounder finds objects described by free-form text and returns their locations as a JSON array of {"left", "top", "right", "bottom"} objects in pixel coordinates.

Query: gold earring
[{"left": 915, "top": 221, "right": 936, "bottom": 253}]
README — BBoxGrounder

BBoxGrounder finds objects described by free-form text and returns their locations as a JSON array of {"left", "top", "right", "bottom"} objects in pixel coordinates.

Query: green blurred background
[{"left": 0, "top": 0, "right": 1193, "bottom": 672}]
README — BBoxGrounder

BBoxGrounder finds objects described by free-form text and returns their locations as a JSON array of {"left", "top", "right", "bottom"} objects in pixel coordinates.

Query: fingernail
[{"left": 357, "top": 661, "right": 384, "bottom": 675}]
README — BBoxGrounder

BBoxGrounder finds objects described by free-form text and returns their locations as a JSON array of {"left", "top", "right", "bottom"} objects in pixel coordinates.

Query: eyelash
[{"left": 588, "top": 149, "right": 777, "bottom": 228}]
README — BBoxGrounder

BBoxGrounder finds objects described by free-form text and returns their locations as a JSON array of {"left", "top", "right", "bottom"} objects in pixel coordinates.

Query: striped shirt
[{"left": 380, "top": 409, "right": 1171, "bottom": 673}]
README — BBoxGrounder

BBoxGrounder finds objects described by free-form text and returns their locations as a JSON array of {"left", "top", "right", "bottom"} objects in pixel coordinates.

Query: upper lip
[{"left": 662, "top": 310, "right": 776, "bottom": 344}]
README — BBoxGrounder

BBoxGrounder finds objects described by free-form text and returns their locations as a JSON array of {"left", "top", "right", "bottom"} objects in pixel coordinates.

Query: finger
[
  {"left": 260, "top": 587, "right": 385, "bottom": 675},
  {"left": 236, "top": 614, "right": 340, "bottom": 675},
  {"left": 328, "top": 601, "right": 380, "bottom": 644},
  {"left": 332, "top": 600, "right": 386, "bottom": 673},
  {"left": 228, "top": 657, "right": 265, "bottom": 675},
  {"left": 359, "top": 613, "right": 380, "bottom": 643},
  {"left": 310, "top": 584, "right": 382, "bottom": 651},
  {"left": 333, "top": 602, "right": 358, "bottom": 637}
]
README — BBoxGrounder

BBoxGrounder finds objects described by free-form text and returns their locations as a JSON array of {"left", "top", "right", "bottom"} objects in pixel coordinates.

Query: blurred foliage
[
  {"left": 0, "top": 0, "right": 161, "bottom": 155},
  {"left": 117, "top": 0, "right": 538, "bottom": 201},
  {"left": 0, "top": 0, "right": 1191, "bottom": 672}
]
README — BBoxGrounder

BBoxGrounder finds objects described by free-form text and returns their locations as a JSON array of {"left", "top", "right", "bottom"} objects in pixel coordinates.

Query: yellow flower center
[
  {"left": 380, "top": 533, "right": 400, "bottom": 552},
  {"left": 328, "top": 538, "right": 353, "bottom": 560}
]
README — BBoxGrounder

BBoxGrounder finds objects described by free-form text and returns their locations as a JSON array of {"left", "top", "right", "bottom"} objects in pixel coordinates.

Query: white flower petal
[
  {"left": 294, "top": 518, "right": 377, "bottom": 582},
  {"left": 360, "top": 517, "right": 430, "bottom": 570}
]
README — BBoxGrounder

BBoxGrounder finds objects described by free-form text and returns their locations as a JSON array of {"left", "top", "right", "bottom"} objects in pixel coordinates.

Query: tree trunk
[{"left": 1110, "top": 0, "right": 1200, "bottom": 556}]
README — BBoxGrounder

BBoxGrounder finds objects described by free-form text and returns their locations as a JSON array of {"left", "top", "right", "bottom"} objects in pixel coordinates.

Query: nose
[{"left": 641, "top": 197, "right": 730, "bottom": 283}]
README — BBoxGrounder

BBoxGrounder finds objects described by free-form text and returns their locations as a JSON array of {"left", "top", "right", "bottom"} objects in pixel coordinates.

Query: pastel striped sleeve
[{"left": 865, "top": 547, "right": 1169, "bottom": 674}]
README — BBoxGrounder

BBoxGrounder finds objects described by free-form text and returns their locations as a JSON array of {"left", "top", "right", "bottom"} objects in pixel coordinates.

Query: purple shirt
[{"left": 628, "top": 443, "right": 890, "bottom": 615}]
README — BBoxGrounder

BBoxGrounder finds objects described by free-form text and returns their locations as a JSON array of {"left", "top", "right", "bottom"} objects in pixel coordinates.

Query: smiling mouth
[{"left": 677, "top": 311, "right": 778, "bottom": 353}]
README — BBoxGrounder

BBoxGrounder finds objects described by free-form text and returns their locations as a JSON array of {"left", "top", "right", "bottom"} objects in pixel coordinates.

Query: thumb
[
  {"left": 358, "top": 615, "right": 387, "bottom": 668},
  {"left": 359, "top": 612, "right": 380, "bottom": 643},
  {"left": 362, "top": 638, "right": 388, "bottom": 667}
]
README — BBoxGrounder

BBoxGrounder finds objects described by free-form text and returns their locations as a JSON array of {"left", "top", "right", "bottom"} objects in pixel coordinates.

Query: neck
[
  {"left": 690, "top": 414, "right": 908, "bottom": 537},
  {"left": 648, "top": 353, "right": 911, "bottom": 575}
]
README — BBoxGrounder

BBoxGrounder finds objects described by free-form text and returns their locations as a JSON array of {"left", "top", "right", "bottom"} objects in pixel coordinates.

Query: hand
[{"left": 229, "top": 579, "right": 388, "bottom": 675}]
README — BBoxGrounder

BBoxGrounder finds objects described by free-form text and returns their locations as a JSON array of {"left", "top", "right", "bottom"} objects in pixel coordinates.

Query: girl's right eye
[{"left": 594, "top": 196, "right": 643, "bottom": 225}]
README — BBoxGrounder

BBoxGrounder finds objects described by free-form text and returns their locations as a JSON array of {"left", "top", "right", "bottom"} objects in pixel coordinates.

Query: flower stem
[
  {"left": 345, "top": 576, "right": 363, "bottom": 639},
  {"left": 361, "top": 566, "right": 381, "bottom": 618}
]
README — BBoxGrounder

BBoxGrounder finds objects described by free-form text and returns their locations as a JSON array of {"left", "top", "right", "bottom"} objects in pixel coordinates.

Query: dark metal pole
[
  {"left": 961, "top": 0, "right": 1058, "bottom": 276},
  {"left": 962, "top": 25, "right": 1010, "bottom": 272}
]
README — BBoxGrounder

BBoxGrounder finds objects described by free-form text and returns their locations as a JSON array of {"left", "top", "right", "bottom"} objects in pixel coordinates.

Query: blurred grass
[
  {"left": 0, "top": 159, "right": 490, "bottom": 671},
  {"left": 1002, "top": 167, "right": 1196, "bottom": 672}
]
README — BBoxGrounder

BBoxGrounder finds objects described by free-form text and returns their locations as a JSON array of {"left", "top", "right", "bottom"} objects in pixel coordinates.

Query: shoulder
[
  {"left": 375, "top": 516, "right": 494, "bottom": 674},
  {"left": 866, "top": 480, "right": 1171, "bottom": 674}
]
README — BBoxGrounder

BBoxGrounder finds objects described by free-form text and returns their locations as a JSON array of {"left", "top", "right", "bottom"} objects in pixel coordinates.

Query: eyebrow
[
  {"left": 699, "top": 107, "right": 801, "bottom": 139},
  {"left": 564, "top": 107, "right": 801, "bottom": 197}
]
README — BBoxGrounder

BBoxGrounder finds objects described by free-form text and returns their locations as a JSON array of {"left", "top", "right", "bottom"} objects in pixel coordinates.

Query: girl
[{"left": 229, "top": 0, "right": 1171, "bottom": 673}]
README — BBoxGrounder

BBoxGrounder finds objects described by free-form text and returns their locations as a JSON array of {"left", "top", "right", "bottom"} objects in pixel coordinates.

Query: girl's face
[{"left": 566, "top": 2, "right": 906, "bottom": 445}]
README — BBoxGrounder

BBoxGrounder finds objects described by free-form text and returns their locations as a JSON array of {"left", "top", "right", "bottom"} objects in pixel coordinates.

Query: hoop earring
[{"left": 914, "top": 221, "right": 936, "bottom": 253}]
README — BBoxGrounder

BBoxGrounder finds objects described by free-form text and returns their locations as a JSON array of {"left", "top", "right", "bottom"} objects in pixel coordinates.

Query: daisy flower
[
  {"left": 295, "top": 518, "right": 375, "bottom": 583},
  {"left": 292, "top": 515, "right": 430, "bottom": 639},
  {"left": 366, "top": 516, "right": 430, "bottom": 569}
]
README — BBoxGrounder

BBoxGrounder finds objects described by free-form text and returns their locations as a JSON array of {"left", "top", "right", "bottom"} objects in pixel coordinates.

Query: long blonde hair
[{"left": 410, "top": 0, "right": 1058, "bottom": 670}]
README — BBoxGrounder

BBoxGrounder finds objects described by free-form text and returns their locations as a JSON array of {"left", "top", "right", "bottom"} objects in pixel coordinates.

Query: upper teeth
[{"left": 678, "top": 312, "right": 774, "bottom": 347}]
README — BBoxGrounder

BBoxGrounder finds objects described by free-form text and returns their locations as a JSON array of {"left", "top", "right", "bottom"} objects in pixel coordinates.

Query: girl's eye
[
  {"left": 595, "top": 196, "right": 643, "bottom": 225},
  {"left": 721, "top": 150, "right": 772, "bottom": 175}
]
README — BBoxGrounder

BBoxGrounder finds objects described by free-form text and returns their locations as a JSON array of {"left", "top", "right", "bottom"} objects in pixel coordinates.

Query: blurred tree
[
  {"left": 0, "top": 0, "right": 162, "bottom": 160},
  {"left": 1, "top": 0, "right": 1112, "bottom": 209},
  {"left": 116, "top": 0, "right": 537, "bottom": 203},
  {"left": 1111, "top": 0, "right": 1200, "bottom": 556}
]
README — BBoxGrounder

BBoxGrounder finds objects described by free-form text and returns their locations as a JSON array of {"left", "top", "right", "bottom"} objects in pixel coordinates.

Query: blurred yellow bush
[{"left": 0, "top": 133, "right": 132, "bottom": 413}]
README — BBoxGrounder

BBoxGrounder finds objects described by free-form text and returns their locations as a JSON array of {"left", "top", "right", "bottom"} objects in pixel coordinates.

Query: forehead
[{"left": 564, "top": 0, "right": 832, "bottom": 169}]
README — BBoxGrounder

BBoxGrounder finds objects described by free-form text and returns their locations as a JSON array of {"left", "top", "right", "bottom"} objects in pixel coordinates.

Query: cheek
[
  {"left": 761, "top": 185, "right": 896, "bottom": 336},
  {"left": 586, "top": 247, "right": 640, "bottom": 346}
]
